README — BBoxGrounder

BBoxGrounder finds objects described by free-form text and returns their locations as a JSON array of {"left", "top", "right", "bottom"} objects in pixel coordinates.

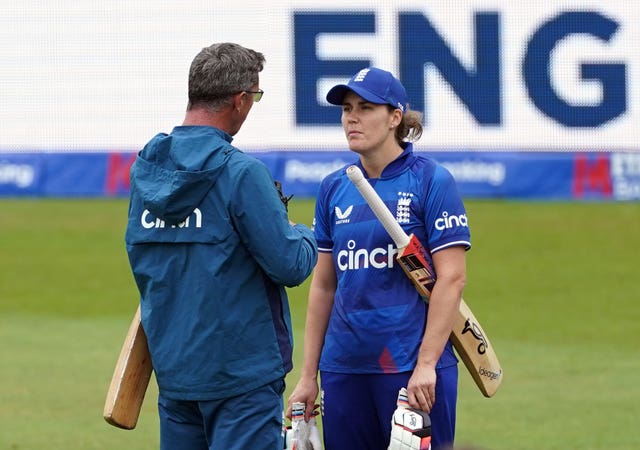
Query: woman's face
[{"left": 340, "top": 91, "right": 400, "bottom": 154}]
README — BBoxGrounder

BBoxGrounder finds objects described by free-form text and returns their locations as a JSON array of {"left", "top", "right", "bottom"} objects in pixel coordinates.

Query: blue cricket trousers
[
  {"left": 158, "top": 378, "right": 285, "bottom": 450},
  {"left": 320, "top": 367, "right": 458, "bottom": 450}
]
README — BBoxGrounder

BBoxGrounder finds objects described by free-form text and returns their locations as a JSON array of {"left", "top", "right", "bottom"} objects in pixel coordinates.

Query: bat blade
[
  {"left": 397, "top": 235, "right": 502, "bottom": 397},
  {"left": 346, "top": 165, "right": 503, "bottom": 397},
  {"left": 103, "top": 305, "right": 153, "bottom": 429},
  {"left": 451, "top": 300, "right": 503, "bottom": 397}
]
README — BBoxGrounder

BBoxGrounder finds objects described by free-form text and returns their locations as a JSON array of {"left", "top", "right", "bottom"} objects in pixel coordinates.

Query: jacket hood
[{"left": 130, "top": 126, "right": 234, "bottom": 224}]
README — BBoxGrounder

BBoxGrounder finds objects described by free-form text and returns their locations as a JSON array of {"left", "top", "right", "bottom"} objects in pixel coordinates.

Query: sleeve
[
  {"left": 424, "top": 165, "right": 471, "bottom": 254},
  {"left": 313, "top": 176, "right": 334, "bottom": 253},
  {"left": 230, "top": 158, "right": 318, "bottom": 286}
]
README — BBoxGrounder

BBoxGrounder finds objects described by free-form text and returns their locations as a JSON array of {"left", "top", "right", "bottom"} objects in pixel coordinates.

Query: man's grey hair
[{"left": 187, "top": 42, "right": 265, "bottom": 111}]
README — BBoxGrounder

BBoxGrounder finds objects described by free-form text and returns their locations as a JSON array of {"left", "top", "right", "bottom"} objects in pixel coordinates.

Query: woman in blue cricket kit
[{"left": 287, "top": 67, "right": 471, "bottom": 450}]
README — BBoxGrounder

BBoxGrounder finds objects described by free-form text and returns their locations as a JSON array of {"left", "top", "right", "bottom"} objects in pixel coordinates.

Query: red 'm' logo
[
  {"left": 105, "top": 153, "right": 136, "bottom": 195},
  {"left": 572, "top": 154, "right": 612, "bottom": 198}
]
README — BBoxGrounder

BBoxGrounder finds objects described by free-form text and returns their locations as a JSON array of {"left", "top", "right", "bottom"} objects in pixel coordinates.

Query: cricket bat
[
  {"left": 346, "top": 165, "right": 502, "bottom": 397},
  {"left": 103, "top": 305, "right": 153, "bottom": 429}
]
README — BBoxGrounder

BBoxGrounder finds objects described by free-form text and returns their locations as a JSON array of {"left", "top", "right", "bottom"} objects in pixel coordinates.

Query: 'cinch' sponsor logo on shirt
[{"left": 140, "top": 208, "right": 203, "bottom": 229}]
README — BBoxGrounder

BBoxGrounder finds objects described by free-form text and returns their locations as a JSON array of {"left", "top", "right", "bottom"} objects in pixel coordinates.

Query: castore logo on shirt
[{"left": 334, "top": 205, "right": 353, "bottom": 224}]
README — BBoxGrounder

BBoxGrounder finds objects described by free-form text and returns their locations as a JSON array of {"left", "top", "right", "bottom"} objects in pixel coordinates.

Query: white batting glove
[
  {"left": 388, "top": 388, "right": 432, "bottom": 450},
  {"left": 285, "top": 402, "right": 322, "bottom": 450}
]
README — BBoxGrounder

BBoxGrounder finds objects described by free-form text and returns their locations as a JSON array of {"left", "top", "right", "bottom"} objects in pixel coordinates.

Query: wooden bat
[
  {"left": 346, "top": 165, "right": 502, "bottom": 397},
  {"left": 103, "top": 305, "right": 153, "bottom": 429}
]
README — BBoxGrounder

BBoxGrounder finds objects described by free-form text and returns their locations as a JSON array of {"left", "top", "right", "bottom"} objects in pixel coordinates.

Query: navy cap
[{"left": 326, "top": 67, "right": 408, "bottom": 112}]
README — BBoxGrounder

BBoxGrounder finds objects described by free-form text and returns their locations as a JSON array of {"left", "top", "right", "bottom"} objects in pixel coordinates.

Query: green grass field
[{"left": 1, "top": 198, "right": 639, "bottom": 449}]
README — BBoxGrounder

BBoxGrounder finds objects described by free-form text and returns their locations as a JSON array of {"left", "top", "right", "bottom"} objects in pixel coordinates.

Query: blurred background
[{"left": 1, "top": 0, "right": 639, "bottom": 199}]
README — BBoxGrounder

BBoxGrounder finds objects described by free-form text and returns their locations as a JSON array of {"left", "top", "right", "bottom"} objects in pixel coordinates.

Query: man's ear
[{"left": 232, "top": 91, "right": 247, "bottom": 112}]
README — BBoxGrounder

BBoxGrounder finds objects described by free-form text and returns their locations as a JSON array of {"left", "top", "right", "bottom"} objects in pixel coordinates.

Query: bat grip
[{"left": 346, "top": 165, "right": 410, "bottom": 248}]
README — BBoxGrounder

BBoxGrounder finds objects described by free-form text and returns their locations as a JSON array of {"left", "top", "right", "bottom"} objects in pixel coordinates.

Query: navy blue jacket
[{"left": 125, "top": 126, "right": 317, "bottom": 400}]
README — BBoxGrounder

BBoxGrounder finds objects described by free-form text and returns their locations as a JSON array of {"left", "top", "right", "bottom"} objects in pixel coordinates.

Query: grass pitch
[{"left": 0, "top": 198, "right": 638, "bottom": 449}]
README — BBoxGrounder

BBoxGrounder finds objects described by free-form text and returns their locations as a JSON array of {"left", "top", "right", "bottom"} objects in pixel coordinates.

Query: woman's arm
[
  {"left": 407, "top": 245, "right": 467, "bottom": 412},
  {"left": 287, "top": 252, "right": 337, "bottom": 420}
]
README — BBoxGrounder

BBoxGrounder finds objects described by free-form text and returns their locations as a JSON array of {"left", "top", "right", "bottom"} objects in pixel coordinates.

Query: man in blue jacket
[{"left": 125, "top": 42, "right": 318, "bottom": 450}]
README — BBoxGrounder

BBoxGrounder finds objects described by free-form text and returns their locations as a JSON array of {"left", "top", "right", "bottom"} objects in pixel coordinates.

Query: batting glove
[
  {"left": 284, "top": 402, "right": 322, "bottom": 450},
  {"left": 388, "top": 388, "right": 432, "bottom": 450}
]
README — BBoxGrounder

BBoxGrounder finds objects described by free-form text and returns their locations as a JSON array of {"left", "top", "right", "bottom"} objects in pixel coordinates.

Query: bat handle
[{"left": 346, "top": 165, "right": 410, "bottom": 248}]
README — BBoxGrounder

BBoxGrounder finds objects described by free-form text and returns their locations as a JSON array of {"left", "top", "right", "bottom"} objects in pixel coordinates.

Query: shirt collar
[{"left": 355, "top": 142, "right": 415, "bottom": 179}]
